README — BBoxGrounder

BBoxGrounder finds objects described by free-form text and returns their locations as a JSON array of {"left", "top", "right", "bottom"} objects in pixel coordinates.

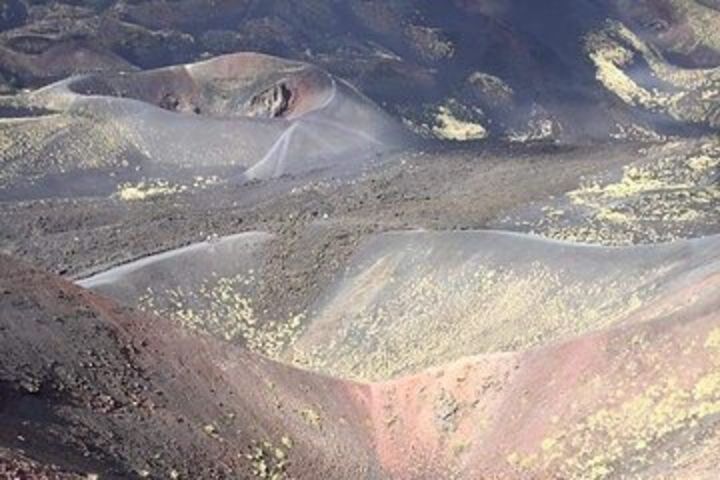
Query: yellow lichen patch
[
  {"left": 244, "top": 439, "right": 291, "bottom": 479},
  {"left": 0, "top": 110, "right": 144, "bottom": 190},
  {"left": 523, "top": 140, "right": 720, "bottom": 245},
  {"left": 666, "top": 0, "right": 720, "bottom": 57},
  {"left": 117, "top": 175, "right": 226, "bottom": 201},
  {"left": 280, "top": 436, "right": 293, "bottom": 449},
  {"left": 588, "top": 40, "right": 660, "bottom": 108},
  {"left": 117, "top": 180, "right": 187, "bottom": 201},
  {"left": 693, "top": 373, "right": 720, "bottom": 401},
  {"left": 506, "top": 452, "right": 520, "bottom": 466},
  {"left": 290, "top": 254, "right": 657, "bottom": 381},
  {"left": 513, "top": 372, "right": 720, "bottom": 480},
  {"left": 299, "top": 408, "right": 322, "bottom": 429},
  {"left": 688, "top": 155, "right": 720, "bottom": 173},
  {"left": 507, "top": 115, "right": 557, "bottom": 143},
  {"left": 595, "top": 208, "right": 632, "bottom": 225},
  {"left": 502, "top": 99, "right": 561, "bottom": 143},
  {"left": 451, "top": 439, "right": 472, "bottom": 457},
  {"left": 432, "top": 106, "right": 487, "bottom": 142},
  {"left": 705, "top": 328, "right": 720, "bottom": 351},
  {"left": 138, "top": 274, "right": 305, "bottom": 358},
  {"left": 610, "top": 123, "right": 665, "bottom": 142},
  {"left": 585, "top": 20, "right": 720, "bottom": 127}
]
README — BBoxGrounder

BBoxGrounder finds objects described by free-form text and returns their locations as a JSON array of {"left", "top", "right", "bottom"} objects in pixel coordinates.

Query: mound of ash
[{"left": 0, "top": 52, "right": 409, "bottom": 200}]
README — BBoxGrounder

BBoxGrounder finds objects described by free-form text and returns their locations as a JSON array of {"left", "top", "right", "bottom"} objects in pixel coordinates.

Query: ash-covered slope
[
  {"left": 370, "top": 264, "right": 720, "bottom": 479},
  {"left": 1, "top": 2, "right": 720, "bottom": 479},
  {"left": 0, "top": 51, "right": 408, "bottom": 200},
  {"left": 287, "top": 231, "right": 720, "bottom": 381}
]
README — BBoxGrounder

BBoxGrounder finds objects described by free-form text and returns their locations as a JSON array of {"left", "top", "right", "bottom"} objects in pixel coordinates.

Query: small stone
[
  {"left": 19, "top": 378, "right": 40, "bottom": 394},
  {"left": 203, "top": 424, "right": 217, "bottom": 436}
]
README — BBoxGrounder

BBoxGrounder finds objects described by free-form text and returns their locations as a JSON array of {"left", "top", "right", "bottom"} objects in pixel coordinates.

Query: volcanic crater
[{"left": 2, "top": 1, "right": 720, "bottom": 479}]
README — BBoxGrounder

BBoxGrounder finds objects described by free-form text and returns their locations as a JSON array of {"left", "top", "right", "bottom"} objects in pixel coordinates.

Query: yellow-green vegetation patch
[
  {"left": 290, "top": 252, "right": 658, "bottom": 381},
  {"left": 116, "top": 174, "right": 226, "bottom": 201},
  {"left": 244, "top": 438, "right": 292, "bottom": 479},
  {"left": 507, "top": 323, "right": 720, "bottom": 479},
  {"left": 0, "top": 113, "right": 135, "bottom": 189},
  {"left": 116, "top": 180, "right": 187, "bottom": 201},
  {"left": 522, "top": 140, "right": 720, "bottom": 245},
  {"left": 299, "top": 407, "right": 322, "bottom": 429},
  {"left": 138, "top": 273, "right": 305, "bottom": 358},
  {"left": 610, "top": 123, "right": 666, "bottom": 142},
  {"left": 586, "top": 20, "right": 720, "bottom": 127},
  {"left": 432, "top": 103, "right": 487, "bottom": 142},
  {"left": 666, "top": 0, "right": 720, "bottom": 57},
  {"left": 509, "top": 373, "right": 720, "bottom": 479},
  {"left": 705, "top": 328, "right": 720, "bottom": 350},
  {"left": 507, "top": 107, "right": 558, "bottom": 143},
  {"left": 0, "top": 98, "right": 176, "bottom": 193}
]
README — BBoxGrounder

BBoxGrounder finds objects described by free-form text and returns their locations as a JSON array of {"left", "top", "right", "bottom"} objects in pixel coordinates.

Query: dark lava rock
[{"left": 0, "top": 0, "right": 27, "bottom": 30}]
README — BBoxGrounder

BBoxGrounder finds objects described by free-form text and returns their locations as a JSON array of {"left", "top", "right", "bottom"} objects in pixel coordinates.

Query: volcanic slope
[
  {"left": 285, "top": 230, "right": 720, "bottom": 382},
  {"left": 494, "top": 137, "right": 720, "bottom": 245},
  {"left": 0, "top": 254, "right": 378, "bottom": 479},
  {"left": 77, "top": 231, "right": 286, "bottom": 350},
  {"left": 1, "top": 2, "right": 720, "bottom": 477},
  {"left": 2, "top": 234, "right": 720, "bottom": 479}
]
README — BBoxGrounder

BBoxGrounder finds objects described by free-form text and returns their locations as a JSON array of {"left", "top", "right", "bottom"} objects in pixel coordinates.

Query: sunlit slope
[{"left": 288, "top": 231, "right": 720, "bottom": 381}]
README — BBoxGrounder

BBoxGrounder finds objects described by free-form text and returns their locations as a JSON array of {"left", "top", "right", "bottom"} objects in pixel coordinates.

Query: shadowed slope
[
  {"left": 0, "top": 254, "right": 377, "bottom": 479},
  {"left": 2, "top": 0, "right": 719, "bottom": 141}
]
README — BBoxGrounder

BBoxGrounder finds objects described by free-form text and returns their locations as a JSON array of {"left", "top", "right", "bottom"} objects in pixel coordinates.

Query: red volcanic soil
[
  {"left": 370, "top": 269, "right": 720, "bottom": 478},
  {"left": 1, "top": 2, "right": 719, "bottom": 478},
  {"left": 0, "top": 254, "right": 377, "bottom": 479}
]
